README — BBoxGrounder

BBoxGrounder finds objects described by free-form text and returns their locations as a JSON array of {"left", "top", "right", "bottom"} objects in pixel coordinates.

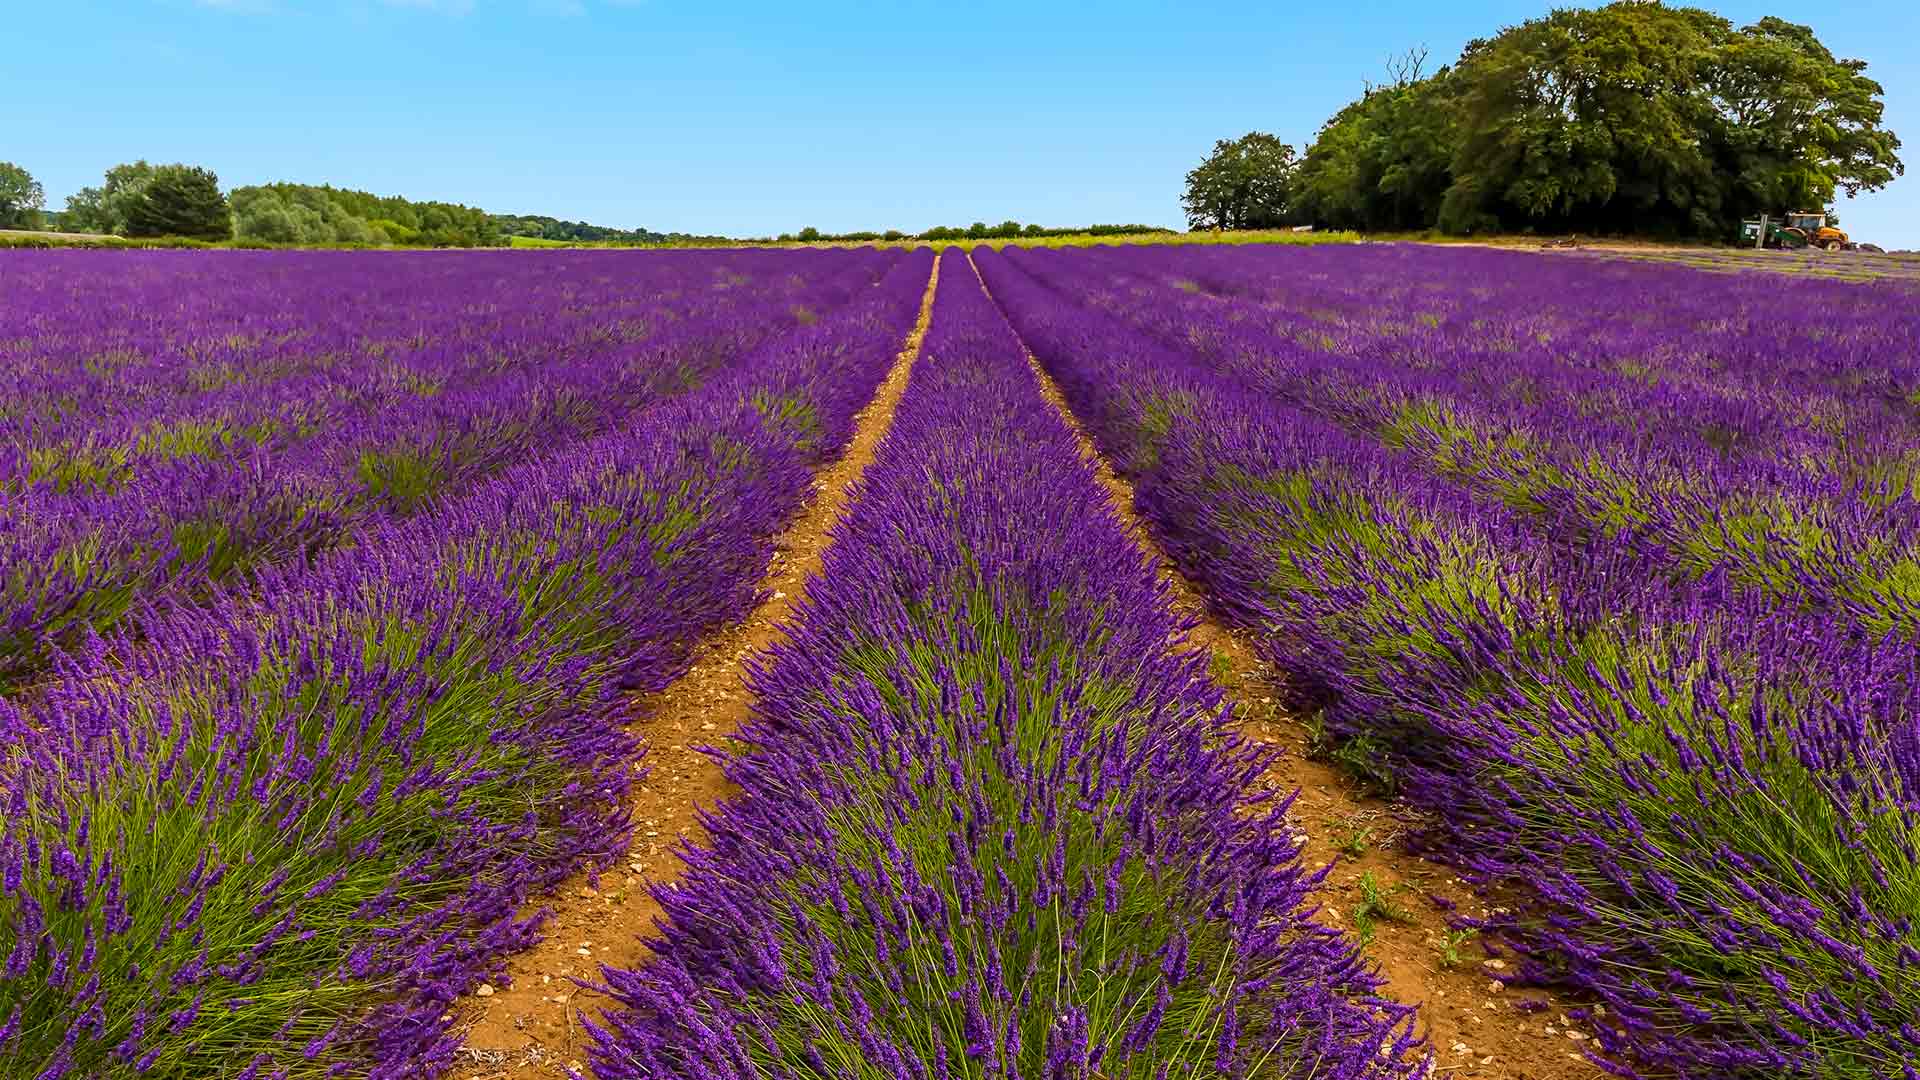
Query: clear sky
[{"left": 9, "top": 0, "right": 1919, "bottom": 246}]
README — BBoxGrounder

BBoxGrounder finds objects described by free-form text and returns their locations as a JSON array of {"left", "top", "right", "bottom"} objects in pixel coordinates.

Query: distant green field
[{"left": 0, "top": 229, "right": 216, "bottom": 250}]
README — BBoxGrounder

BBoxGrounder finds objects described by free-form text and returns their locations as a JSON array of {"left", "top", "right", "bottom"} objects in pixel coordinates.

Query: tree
[
  {"left": 232, "top": 188, "right": 307, "bottom": 243},
  {"left": 1293, "top": 53, "right": 1456, "bottom": 231},
  {"left": 0, "top": 162, "right": 45, "bottom": 229},
  {"left": 1281, "top": 5, "right": 1902, "bottom": 239},
  {"left": 1438, "top": 4, "right": 1736, "bottom": 234},
  {"left": 1436, "top": 3, "right": 1901, "bottom": 235},
  {"left": 1182, "top": 132, "right": 1297, "bottom": 230},
  {"left": 232, "top": 183, "right": 503, "bottom": 247},
  {"left": 120, "top": 164, "right": 231, "bottom": 240},
  {"left": 97, "top": 161, "right": 163, "bottom": 235},
  {"left": 62, "top": 188, "right": 111, "bottom": 233},
  {"left": 1706, "top": 16, "right": 1904, "bottom": 218}
]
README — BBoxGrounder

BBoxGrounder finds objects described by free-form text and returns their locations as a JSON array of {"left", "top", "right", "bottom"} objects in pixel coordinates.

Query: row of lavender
[
  {"left": 0, "top": 248, "right": 934, "bottom": 1078},
  {"left": 975, "top": 245, "right": 1920, "bottom": 1080},
  {"left": 585, "top": 252, "right": 1422, "bottom": 1079},
  {"left": 2, "top": 249, "right": 852, "bottom": 447},
  {"left": 2, "top": 251, "right": 873, "bottom": 492},
  {"left": 0, "top": 249, "right": 901, "bottom": 686},
  {"left": 1016, "top": 243, "right": 1920, "bottom": 638}
]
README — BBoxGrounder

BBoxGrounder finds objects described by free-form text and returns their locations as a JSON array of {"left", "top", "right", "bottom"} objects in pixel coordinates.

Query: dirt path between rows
[
  {"left": 966, "top": 252, "right": 1604, "bottom": 1080},
  {"left": 452, "top": 258, "right": 940, "bottom": 1080}
]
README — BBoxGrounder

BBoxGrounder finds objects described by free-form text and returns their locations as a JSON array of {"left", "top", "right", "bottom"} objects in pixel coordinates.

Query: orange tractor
[
  {"left": 1781, "top": 211, "right": 1851, "bottom": 250},
  {"left": 1741, "top": 211, "right": 1879, "bottom": 252}
]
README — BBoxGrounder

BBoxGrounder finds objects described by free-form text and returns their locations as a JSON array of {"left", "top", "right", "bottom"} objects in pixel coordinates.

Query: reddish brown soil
[
  {"left": 980, "top": 251, "right": 1605, "bottom": 1080},
  {"left": 450, "top": 260, "right": 940, "bottom": 1079}
]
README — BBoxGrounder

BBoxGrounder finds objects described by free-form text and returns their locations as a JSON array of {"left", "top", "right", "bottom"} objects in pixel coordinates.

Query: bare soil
[
  {"left": 974, "top": 252, "right": 1605, "bottom": 1080},
  {"left": 451, "top": 259, "right": 940, "bottom": 1080}
]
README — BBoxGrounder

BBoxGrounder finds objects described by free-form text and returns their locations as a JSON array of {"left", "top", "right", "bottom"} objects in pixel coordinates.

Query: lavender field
[
  {"left": 978, "top": 243, "right": 1920, "bottom": 1079},
  {"left": 3, "top": 243, "right": 1918, "bottom": 1080}
]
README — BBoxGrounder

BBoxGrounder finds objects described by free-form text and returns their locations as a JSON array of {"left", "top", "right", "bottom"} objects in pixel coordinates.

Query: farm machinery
[{"left": 1740, "top": 211, "right": 1884, "bottom": 253}]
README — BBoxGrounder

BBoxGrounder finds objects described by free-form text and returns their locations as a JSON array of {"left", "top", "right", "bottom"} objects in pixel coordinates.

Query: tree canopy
[
  {"left": 232, "top": 183, "right": 501, "bottom": 246},
  {"left": 1213, "top": 3, "right": 1903, "bottom": 239},
  {"left": 121, "top": 165, "right": 232, "bottom": 240},
  {"left": 54, "top": 161, "right": 231, "bottom": 239},
  {"left": 1291, "top": 52, "right": 1455, "bottom": 233},
  {"left": 0, "top": 163, "right": 45, "bottom": 230},
  {"left": 1182, "top": 132, "right": 1298, "bottom": 230},
  {"left": 492, "top": 213, "right": 668, "bottom": 244},
  {"left": 48, "top": 169, "right": 652, "bottom": 247}
]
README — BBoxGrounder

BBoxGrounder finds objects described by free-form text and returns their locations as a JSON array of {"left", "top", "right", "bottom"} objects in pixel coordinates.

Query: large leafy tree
[
  {"left": 59, "top": 161, "right": 173, "bottom": 235},
  {"left": 1283, "top": 3, "right": 1902, "bottom": 238},
  {"left": 0, "top": 162, "right": 45, "bottom": 229},
  {"left": 1182, "top": 132, "right": 1298, "bottom": 230},
  {"left": 1439, "top": 3, "right": 1734, "bottom": 235},
  {"left": 98, "top": 161, "right": 162, "bottom": 235},
  {"left": 119, "top": 164, "right": 231, "bottom": 240},
  {"left": 1707, "top": 16, "right": 1904, "bottom": 217},
  {"left": 61, "top": 188, "right": 111, "bottom": 233},
  {"left": 1293, "top": 55, "right": 1457, "bottom": 232}
]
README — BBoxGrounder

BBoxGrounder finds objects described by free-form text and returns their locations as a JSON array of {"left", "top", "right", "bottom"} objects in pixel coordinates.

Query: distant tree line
[
  {"left": 3, "top": 161, "right": 753, "bottom": 248},
  {"left": 773, "top": 221, "right": 1173, "bottom": 243},
  {"left": 492, "top": 213, "right": 672, "bottom": 244},
  {"left": 10, "top": 163, "right": 515, "bottom": 246},
  {"left": 232, "top": 184, "right": 502, "bottom": 246},
  {"left": 1184, "top": 3, "right": 1904, "bottom": 238},
  {"left": 9, "top": 164, "right": 679, "bottom": 247}
]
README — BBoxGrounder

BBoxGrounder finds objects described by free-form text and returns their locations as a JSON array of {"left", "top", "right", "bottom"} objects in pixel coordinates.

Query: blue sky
[{"left": 10, "top": 0, "right": 1919, "bottom": 246}]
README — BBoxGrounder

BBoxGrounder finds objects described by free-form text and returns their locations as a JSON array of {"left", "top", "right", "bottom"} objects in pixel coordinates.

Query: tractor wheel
[{"left": 1825, "top": 240, "right": 1843, "bottom": 252}]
